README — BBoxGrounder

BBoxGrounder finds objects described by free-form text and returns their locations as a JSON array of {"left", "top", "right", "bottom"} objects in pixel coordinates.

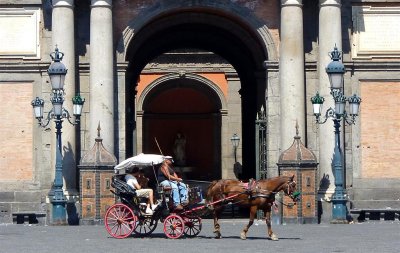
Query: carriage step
[{"left": 350, "top": 208, "right": 400, "bottom": 221}]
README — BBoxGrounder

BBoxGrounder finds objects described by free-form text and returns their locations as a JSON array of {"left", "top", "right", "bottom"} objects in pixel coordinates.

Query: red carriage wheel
[
  {"left": 183, "top": 216, "right": 202, "bottom": 238},
  {"left": 104, "top": 203, "right": 137, "bottom": 239},
  {"left": 163, "top": 214, "right": 185, "bottom": 239}
]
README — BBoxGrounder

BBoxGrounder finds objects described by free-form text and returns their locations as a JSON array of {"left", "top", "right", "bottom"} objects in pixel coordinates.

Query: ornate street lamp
[
  {"left": 230, "top": 133, "right": 240, "bottom": 163},
  {"left": 310, "top": 46, "right": 361, "bottom": 223},
  {"left": 31, "top": 47, "right": 85, "bottom": 225}
]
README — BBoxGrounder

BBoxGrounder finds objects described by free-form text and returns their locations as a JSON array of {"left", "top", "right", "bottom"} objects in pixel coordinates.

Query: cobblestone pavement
[{"left": 0, "top": 219, "right": 399, "bottom": 253}]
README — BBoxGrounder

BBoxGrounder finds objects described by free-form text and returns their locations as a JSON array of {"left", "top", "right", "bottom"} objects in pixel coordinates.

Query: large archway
[{"left": 121, "top": 9, "right": 272, "bottom": 179}]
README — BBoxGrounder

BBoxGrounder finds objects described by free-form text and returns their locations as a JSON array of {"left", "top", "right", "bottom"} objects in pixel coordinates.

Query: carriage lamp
[
  {"left": 230, "top": 133, "right": 240, "bottom": 163},
  {"left": 310, "top": 46, "right": 361, "bottom": 224},
  {"left": 31, "top": 47, "right": 85, "bottom": 225}
]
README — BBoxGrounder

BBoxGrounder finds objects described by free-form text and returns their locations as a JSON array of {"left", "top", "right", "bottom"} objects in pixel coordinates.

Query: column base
[{"left": 51, "top": 200, "right": 67, "bottom": 225}]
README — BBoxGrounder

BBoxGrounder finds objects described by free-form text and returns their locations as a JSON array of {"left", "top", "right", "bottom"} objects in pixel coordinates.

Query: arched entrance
[
  {"left": 136, "top": 73, "right": 226, "bottom": 180},
  {"left": 118, "top": 7, "right": 275, "bottom": 179}
]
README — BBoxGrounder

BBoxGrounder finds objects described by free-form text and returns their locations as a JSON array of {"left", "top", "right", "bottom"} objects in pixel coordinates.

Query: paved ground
[{"left": 0, "top": 219, "right": 399, "bottom": 253}]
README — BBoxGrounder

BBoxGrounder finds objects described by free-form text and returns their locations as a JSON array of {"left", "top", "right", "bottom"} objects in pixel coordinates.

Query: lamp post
[
  {"left": 311, "top": 46, "right": 361, "bottom": 223},
  {"left": 230, "top": 133, "right": 240, "bottom": 163},
  {"left": 31, "top": 47, "right": 85, "bottom": 225}
]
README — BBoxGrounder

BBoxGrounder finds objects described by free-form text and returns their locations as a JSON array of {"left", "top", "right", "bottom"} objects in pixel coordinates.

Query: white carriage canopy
[{"left": 114, "top": 153, "right": 173, "bottom": 174}]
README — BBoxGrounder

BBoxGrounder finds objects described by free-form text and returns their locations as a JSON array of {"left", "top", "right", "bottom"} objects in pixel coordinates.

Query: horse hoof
[
  {"left": 240, "top": 232, "right": 247, "bottom": 240},
  {"left": 270, "top": 234, "right": 279, "bottom": 241},
  {"left": 214, "top": 233, "right": 222, "bottom": 239}
]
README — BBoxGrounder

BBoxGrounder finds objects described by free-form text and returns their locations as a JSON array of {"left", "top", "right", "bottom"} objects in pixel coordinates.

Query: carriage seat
[{"left": 111, "top": 175, "right": 137, "bottom": 197}]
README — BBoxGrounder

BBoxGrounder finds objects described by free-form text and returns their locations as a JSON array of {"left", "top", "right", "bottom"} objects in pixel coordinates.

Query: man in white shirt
[{"left": 125, "top": 167, "right": 158, "bottom": 215}]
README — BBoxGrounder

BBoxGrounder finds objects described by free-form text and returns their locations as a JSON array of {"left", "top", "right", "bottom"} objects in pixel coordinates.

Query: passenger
[
  {"left": 125, "top": 167, "right": 159, "bottom": 215},
  {"left": 158, "top": 158, "right": 188, "bottom": 210}
]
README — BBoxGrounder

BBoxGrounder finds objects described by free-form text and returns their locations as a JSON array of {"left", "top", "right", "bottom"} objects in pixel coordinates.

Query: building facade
[{"left": 0, "top": 0, "right": 399, "bottom": 224}]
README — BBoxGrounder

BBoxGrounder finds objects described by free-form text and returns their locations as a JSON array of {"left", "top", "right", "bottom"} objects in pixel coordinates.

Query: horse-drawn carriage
[
  {"left": 105, "top": 153, "right": 300, "bottom": 240},
  {"left": 104, "top": 153, "right": 204, "bottom": 239}
]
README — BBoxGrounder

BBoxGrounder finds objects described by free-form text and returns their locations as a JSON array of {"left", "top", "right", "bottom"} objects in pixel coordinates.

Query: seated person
[
  {"left": 125, "top": 167, "right": 159, "bottom": 215},
  {"left": 158, "top": 158, "right": 188, "bottom": 210}
]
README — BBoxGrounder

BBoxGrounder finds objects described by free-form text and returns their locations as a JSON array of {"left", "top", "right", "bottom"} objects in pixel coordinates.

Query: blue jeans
[{"left": 160, "top": 180, "right": 188, "bottom": 206}]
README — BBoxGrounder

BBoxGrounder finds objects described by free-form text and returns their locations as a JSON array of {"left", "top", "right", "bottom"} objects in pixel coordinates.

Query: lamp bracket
[
  {"left": 35, "top": 108, "right": 80, "bottom": 128},
  {"left": 63, "top": 108, "right": 80, "bottom": 125},
  {"left": 314, "top": 108, "right": 357, "bottom": 126},
  {"left": 36, "top": 110, "right": 53, "bottom": 128}
]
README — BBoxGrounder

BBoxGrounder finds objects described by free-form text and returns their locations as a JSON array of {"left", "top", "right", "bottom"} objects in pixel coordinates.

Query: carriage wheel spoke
[
  {"left": 133, "top": 217, "right": 158, "bottom": 236},
  {"left": 183, "top": 217, "right": 202, "bottom": 237},
  {"left": 164, "top": 215, "right": 185, "bottom": 239},
  {"left": 105, "top": 204, "right": 136, "bottom": 239}
]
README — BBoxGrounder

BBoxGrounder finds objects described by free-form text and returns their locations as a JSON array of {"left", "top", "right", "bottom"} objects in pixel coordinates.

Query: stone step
[
  {"left": 349, "top": 200, "right": 400, "bottom": 221},
  {"left": 350, "top": 200, "right": 400, "bottom": 209}
]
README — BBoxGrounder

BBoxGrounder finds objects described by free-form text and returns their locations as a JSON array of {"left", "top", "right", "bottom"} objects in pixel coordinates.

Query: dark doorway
[{"left": 142, "top": 78, "right": 222, "bottom": 180}]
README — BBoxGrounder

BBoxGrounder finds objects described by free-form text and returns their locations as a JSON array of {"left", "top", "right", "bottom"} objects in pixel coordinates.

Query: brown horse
[{"left": 205, "top": 175, "right": 298, "bottom": 240}]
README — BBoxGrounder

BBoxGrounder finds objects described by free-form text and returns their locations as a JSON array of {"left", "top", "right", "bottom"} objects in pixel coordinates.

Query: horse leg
[
  {"left": 213, "top": 208, "right": 222, "bottom": 239},
  {"left": 265, "top": 206, "right": 278, "bottom": 241},
  {"left": 240, "top": 205, "right": 257, "bottom": 240}
]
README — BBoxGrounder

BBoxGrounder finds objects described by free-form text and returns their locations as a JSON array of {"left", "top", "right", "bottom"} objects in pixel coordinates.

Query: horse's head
[{"left": 282, "top": 175, "right": 300, "bottom": 203}]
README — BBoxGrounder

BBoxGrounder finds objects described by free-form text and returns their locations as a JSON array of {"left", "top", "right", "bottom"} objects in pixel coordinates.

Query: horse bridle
[{"left": 284, "top": 180, "right": 298, "bottom": 201}]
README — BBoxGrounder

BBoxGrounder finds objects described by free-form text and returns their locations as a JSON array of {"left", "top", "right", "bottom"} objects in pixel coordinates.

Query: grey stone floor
[{"left": 0, "top": 219, "right": 399, "bottom": 253}]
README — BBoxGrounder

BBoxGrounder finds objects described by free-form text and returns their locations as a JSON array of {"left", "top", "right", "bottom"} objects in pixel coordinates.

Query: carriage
[
  {"left": 104, "top": 153, "right": 204, "bottom": 239},
  {"left": 105, "top": 154, "right": 300, "bottom": 240}
]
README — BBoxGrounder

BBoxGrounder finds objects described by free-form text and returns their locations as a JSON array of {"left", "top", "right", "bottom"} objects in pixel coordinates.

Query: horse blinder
[{"left": 286, "top": 180, "right": 300, "bottom": 203}]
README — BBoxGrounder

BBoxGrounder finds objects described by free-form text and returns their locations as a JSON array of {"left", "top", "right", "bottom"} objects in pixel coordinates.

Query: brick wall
[
  {"left": 360, "top": 81, "right": 400, "bottom": 178},
  {"left": 0, "top": 82, "right": 33, "bottom": 181}
]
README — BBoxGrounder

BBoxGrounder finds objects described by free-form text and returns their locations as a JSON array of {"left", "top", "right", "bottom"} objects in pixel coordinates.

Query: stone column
[
  {"left": 279, "top": 0, "right": 305, "bottom": 150},
  {"left": 318, "top": 0, "right": 342, "bottom": 218},
  {"left": 52, "top": 0, "right": 76, "bottom": 190},
  {"left": 90, "top": 0, "right": 114, "bottom": 153}
]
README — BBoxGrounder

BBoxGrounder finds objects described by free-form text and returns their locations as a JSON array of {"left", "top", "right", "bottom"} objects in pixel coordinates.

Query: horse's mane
[
  {"left": 260, "top": 175, "right": 293, "bottom": 183},
  {"left": 258, "top": 175, "right": 294, "bottom": 192}
]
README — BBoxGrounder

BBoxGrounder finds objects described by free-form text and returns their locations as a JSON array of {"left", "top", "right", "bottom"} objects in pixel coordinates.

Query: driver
[
  {"left": 158, "top": 158, "right": 189, "bottom": 210},
  {"left": 125, "top": 167, "right": 159, "bottom": 215}
]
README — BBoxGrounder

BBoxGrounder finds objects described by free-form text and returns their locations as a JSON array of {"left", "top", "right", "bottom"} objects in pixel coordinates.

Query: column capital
[
  {"left": 319, "top": 0, "right": 341, "bottom": 7},
  {"left": 281, "top": 0, "right": 302, "bottom": 7},
  {"left": 91, "top": 0, "right": 112, "bottom": 8},
  {"left": 52, "top": 0, "right": 74, "bottom": 8}
]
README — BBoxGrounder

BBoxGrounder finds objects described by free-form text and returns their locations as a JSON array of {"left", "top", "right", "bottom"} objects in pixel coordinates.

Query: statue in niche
[{"left": 173, "top": 132, "right": 186, "bottom": 166}]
